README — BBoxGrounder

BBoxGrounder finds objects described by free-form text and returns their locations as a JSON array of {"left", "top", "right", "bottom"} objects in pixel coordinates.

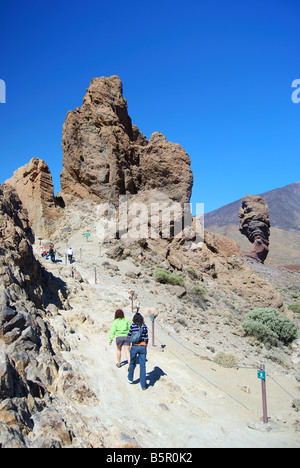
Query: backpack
[{"left": 130, "top": 326, "right": 144, "bottom": 344}]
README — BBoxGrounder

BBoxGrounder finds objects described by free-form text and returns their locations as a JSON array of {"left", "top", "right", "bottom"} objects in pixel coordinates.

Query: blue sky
[{"left": 0, "top": 0, "right": 299, "bottom": 213}]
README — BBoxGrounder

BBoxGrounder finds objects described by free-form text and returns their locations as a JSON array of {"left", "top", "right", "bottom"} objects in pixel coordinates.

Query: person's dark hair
[
  {"left": 133, "top": 312, "right": 144, "bottom": 327},
  {"left": 115, "top": 309, "right": 125, "bottom": 319}
]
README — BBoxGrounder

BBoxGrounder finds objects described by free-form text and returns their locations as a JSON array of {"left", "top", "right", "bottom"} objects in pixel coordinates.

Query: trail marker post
[
  {"left": 150, "top": 314, "right": 155, "bottom": 347},
  {"left": 130, "top": 291, "right": 134, "bottom": 314},
  {"left": 257, "top": 364, "right": 268, "bottom": 423},
  {"left": 65, "top": 237, "right": 69, "bottom": 265},
  {"left": 94, "top": 267, "right": 97, "bottom": 284}
]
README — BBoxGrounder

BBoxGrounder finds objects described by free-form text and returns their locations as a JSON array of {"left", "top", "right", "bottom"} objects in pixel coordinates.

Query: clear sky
[{"left": 0, "top": 0, "right": 299, "bottom": 213}]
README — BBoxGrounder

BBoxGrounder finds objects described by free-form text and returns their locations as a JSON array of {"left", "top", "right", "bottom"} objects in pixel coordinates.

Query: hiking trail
[{"left": 36, "top": 237, "right": 300, "bottom": 448}]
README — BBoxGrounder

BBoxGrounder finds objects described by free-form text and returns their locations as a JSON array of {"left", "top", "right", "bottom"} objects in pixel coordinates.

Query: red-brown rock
[
  {"left": 5, "top": 157, "right": 60, "bottom": 238},
  {"left": 239, "top": 195, "right": 271, "bottom": 263},
  {"left": 60, "top": 76, "right": 193, "bottom": 207}
]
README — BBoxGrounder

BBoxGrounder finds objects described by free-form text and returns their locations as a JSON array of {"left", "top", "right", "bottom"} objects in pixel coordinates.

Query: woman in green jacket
[{"left": 109, "top": 309, "right": 131, "bottom": 367}]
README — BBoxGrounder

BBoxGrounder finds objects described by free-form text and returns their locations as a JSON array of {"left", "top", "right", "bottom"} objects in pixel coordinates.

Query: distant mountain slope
[
  {"left": 205, "top": 181, "right": 300, "bottom": 232},
  {"left": 205, "top": 181, "right": 300, "bottom": 266}
]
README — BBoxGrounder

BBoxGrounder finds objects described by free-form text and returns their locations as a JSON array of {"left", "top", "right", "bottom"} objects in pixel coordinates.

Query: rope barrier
[
  {"left": 146, "top": 318, "right": 254, "bottom": 412},
  {"left": 266, "top": 373, "right": 298, "bottom": 401},
  {"left": 155, "top": 318, "right": 259, "bottom": 370},
  {"left": 147, "top": 317, "right": 299, "bottom": 407}
]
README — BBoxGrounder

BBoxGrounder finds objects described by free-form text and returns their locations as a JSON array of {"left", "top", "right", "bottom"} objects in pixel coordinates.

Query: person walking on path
[
  {"left": 67, "top": 247, "right": 74, "bottom": 264},
  {"left": 109, "top": 309, "right": 131, "bottom": 367},
  {"left": 48, "top": 245, "right": 56, "bottom": 263},
  {"left": 127, "top": 312, "right": 149, "bottom": 390}
]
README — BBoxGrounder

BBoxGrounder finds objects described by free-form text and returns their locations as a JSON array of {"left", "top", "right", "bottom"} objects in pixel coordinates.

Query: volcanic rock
[
  {"left": 239, "top": 195, "right": 270, "bottom": 263},
  {"left": 60, "top": 76, "right": 193, "bottom": 207},
  {"left": 5, "top": 157, "right": 61, "bottom": 238},
  {"left": 0, "top": 185, "right": 99, "bottom": 447},
  {"left": 139, "top": 132, "right": 193, "bottom": 205}
]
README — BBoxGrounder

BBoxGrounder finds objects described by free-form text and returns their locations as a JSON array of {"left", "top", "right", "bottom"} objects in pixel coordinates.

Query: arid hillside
[{"left": 205, "top": 181, "right": 300, "bottom": 268}]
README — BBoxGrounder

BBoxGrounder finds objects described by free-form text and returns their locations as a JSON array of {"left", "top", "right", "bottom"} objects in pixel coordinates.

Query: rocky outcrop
[
  {"left": 239, "top": 195, "right": 271, "bottom": 263},
  {"left": 5, "top": 157, "right": 62, "bottom": 238},
  {"left": 139, "top": 132, "right": 193, "bottom": 205},
  {"left": 61, "top": 76, "right": 193, "bottom": 207},
  {"left": 5, "top": 77, "right": 193, "bottom": 242},
  {"left": 0, "top": 185, "right": 99, "bottom": 448},
  {"left": 0, "top": 184, "right": 43, "bottom": 306}
]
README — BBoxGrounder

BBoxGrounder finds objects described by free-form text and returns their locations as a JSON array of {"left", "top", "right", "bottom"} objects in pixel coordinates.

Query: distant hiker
[
  {"left": 109, "top": 309, "right": 131, "bottom": 367},
  {"left": 48, "top": 246, "right": 55, "bottom": 263},
  {"left": 127, "top": 312, "right": 149, "bottom": 390},
  {"left": 67, "top": 247, "right": 74, "bottom": 264},
  {"left": 40, "top": 246, "right": 47, "bottom": 257}
]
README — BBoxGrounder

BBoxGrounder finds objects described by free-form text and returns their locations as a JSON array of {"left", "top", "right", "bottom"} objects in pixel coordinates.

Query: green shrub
[
  {"left": 242, "top": 319, "right": 278, "bottom": 346},
  {"left": 186, "top": 266, "right": 197, "bottom": 279},
  {"left": 242, "top": 307, "right": 298, "bottom": 346},
  {"left": 288, "top": 303, "right": 300, "bottom": 315},
  {"left": 193, "top": 286, "right": 206, "bottom": 296},
  {"left": 154, "top": 268, "right": 185, "bottom": 286}
]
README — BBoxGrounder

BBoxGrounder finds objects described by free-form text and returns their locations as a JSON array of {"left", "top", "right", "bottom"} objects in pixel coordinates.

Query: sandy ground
[{"left": 35, "top": 235, "right": 300, "bottom": 448}]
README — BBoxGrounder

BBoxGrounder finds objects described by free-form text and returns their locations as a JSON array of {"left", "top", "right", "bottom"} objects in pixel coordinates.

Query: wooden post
[
  {"left": 151, "top": 314, "right": 155, "bottom": 347},
  {"left": 260, "top": 364, "right": 268, "bottom": 423},
  {"left": 130, "top": 291, "right": 134, "bottom": 314}
]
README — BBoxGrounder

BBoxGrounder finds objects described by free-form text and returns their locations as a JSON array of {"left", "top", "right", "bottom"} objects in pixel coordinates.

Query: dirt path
[{"left": 39, "top": 240, "right": 300, "bottom": 448}]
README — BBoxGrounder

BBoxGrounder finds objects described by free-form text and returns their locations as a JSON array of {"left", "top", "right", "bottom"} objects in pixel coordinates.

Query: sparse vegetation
[
  {"left": 213, "top": 352, "right": 238, "bottom": 367},
  {"left": 288, "top": 303, "right": 300, "bottom": 315},
  {"left": 242, "top": 307, "right": 298, "bottom": 346},
  {"left": 154, "top": 268, "right": 185, "bottom": 286},
  {"left": 186, "top": 266, "right": 197, "bottom": 279},
  {"left": 193, "top": 286, "right": 206, "bottom": 296}
]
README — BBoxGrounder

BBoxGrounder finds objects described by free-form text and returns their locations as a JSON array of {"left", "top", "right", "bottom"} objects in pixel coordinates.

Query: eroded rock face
[
  {"left": 239, "top": 195, "right": 271, "bottom": 263},
  {"left": 140, "top": 132, "right": 193, "bottom": 205},
  {"left": 0, "top": 185, "right": 99, "bottom": 448},
  {"left": 5, "top": 157, "right": 61, "bottom": 238},
  {"left": 0, "top": 184, "right": 42, "bottom": 305},
  {"left": 60, "top": 76, "right": 193, "bottom": 206}
]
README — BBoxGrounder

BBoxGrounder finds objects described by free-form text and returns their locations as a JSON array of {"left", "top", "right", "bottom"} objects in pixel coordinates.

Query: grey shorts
[{"left": 116, "top": 336, "right": 131, "bottom": 348}]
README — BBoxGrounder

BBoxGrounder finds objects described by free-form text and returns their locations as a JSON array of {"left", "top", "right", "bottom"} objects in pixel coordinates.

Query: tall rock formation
[
  {"left": 5, "top": 157, "right": 61, "bottom": 238},
  {"left": 239, "top": 195, "right": 271, "bottom": 263},
  {"left": 60, "top": 76, "right": 193, "bottom": 207}
]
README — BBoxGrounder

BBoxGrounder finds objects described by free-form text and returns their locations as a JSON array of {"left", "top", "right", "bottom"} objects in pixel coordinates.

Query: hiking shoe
[
  {"left": 128, "top": 378, "right": 133, "bottom": 384},
  {"left": 116, "top": 363, "right": 121, "bottom": 368}
]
